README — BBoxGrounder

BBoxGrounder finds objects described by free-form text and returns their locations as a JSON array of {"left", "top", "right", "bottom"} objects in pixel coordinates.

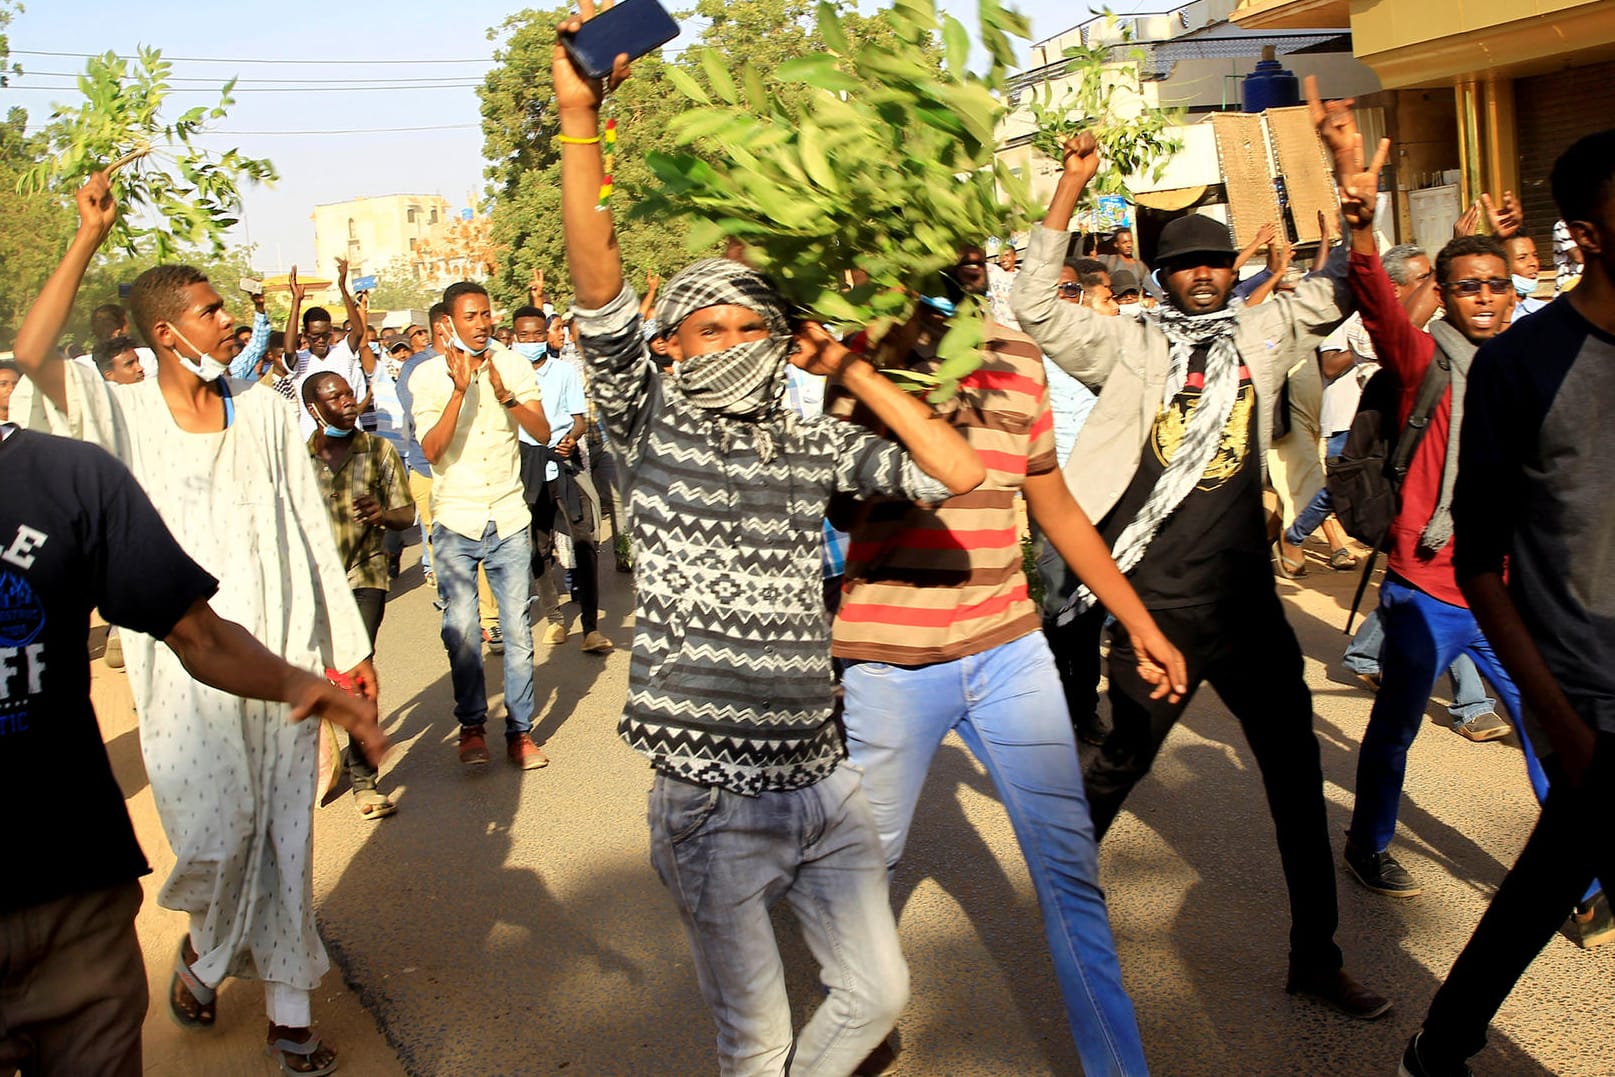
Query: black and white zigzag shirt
[{"left": 575, "top": 285, "right": 949, "bottom": 795}]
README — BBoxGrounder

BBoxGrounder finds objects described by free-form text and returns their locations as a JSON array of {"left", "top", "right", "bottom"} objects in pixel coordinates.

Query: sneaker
[
  {"left": 507, "top": 734, "right": 550, "bottom": 770},
  {"left": 1564, "top": 891, "right": 1615, "bottom": 949},
  {"left": 1398, "top": 1032, "right": 1473, "bottom": 1077},
  {"left": 1343, "top": 841, "right": 1422, "bottom": 897},
  {"left": 484, "top": 624, "right": 504, "bottom": 655},
  {"left": 457, "top": 724, "right": 490, "bottom": 765},
  {"left": 1355, "top": 670, "right": 1382, "bottom": 692},
  {"left": 105, "top": 626, "right": 125, "bottom": 670},
  {"left": 1454, "top": 710, "right": 1512, "bottom": 742},
  {"left": 387, "top": 552, "right": 402, "bottom": 580},
  {"left": 543, "top": 623, "right": 568, "bottom": 645},
  {"left": 1285, "top": 966, "right": 1392, "bottom": 1020},
  {"left": 580, "top": 630, "right": 614, "bottom": 654}
]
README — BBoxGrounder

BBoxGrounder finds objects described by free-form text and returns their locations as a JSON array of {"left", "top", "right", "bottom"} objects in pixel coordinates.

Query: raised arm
[
  {"left": 556, "top": 3, "right": 630, "bottom": 310},
  {"left": 796, "top": 322, "right": 983, "bottom": 495},
  {"left": 638, "top": 271, "right": 661, "bottom": 322},
  {"left": 1235, "top": 221, "right": 1278, "bottom": 272},
  {"left": 14, "top": 171, "right": 118, "bottom": 412},
  {"left": 335, "top": 257, "right": 366, "bottom": 355},
  {"left": 229, "top": 294, "right": 273, "bottom": 380},
  {"left": 285, "top": 267, "right": 306, "bottom": 369}
]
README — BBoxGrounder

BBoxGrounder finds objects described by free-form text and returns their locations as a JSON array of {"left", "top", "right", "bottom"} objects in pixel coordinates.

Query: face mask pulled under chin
[
  {"left": 168, "top": 324, "right": 229, "bottom": 382},
  {"left": 450, "top": 329, "right": 488, "bottom": 356},
  {"left": 1512, "top": 273, "right": 1539, "bottom": 299}
]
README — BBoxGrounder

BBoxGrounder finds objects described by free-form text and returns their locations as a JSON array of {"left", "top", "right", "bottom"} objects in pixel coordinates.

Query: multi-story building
[{"left": 312, "top": 194, "right": 455, "bottom": 282}]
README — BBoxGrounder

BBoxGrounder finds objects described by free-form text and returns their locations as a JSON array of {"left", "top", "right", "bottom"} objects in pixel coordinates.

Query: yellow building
[
  {"left": 1234, "top": 0, "right": 1615, "bottom": 256},
  {"left": 312, "top": 194, "right": 454, "bottom": 282}
]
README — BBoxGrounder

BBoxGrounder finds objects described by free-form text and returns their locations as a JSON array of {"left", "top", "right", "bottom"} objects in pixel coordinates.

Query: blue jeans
[
  {"left": 1285, "top": 431, "right": 1348, "bottom": 546},
  {"left": 1348, "top": 577, "right": 1550, "bottom": 853},
  {"left": 648, "top": 763, "right": 908, "bottom": 1077},
  {"left": 1343, "top": 606, "right": 1500, "bottom": 726},
  {"left": 842, "top": 632, "right": 1148, "bottom": 1077},
  {"left": 431, "top": 521, "right": 535, "bottom": 737}
]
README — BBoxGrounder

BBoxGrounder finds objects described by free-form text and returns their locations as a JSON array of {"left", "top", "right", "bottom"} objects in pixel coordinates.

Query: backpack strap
[{"left": 1388, "top": 351, "right": 1451, "bottom": 486}]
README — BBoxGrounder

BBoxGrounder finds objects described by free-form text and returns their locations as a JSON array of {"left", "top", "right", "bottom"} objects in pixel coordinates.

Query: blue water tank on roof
[{"left": 1242, "top": 46, "right": 1300, "bottom": 113}]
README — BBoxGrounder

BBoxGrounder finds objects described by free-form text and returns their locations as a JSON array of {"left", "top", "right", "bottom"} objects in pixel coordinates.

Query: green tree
[
  {"left": 1025, "top": 16, "right": 1184, "bottom": 209},
  {"left": 368, "top": 256, "right": 440, "bottom": 314},
  {"left": 0, "top": 108, "right": 72, "bottom": 344},
  {"left": 18, "top": 47, "right": 276, "bottom": 260},
  {"left": 57, "top": 245, "right": 262, "bottom": 353}
]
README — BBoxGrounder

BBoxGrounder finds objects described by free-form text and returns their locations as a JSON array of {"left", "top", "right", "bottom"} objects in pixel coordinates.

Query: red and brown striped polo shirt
[{"left": 832, "top": 325, "right": 1056, "bottom": 665}]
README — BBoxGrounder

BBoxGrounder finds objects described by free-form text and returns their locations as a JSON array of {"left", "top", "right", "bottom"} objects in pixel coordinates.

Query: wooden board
[
  {"left": 1266, "top": 105, "right": 1341, "bottom": 246},
  {"left": 1211, "top": 112, "right": 1283, "bottom": 251}
]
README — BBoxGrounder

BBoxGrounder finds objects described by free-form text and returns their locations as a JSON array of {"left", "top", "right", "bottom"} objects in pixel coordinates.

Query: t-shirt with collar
[
  {"left": 407, "top": 340, "right": 542, "bottom": 541},
  {"left": 521, "top": 349, "right": 587, "bottom": 482}
]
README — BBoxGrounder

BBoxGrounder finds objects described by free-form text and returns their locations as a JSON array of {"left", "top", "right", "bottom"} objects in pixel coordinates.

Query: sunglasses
[
  {"left": 1056, "top": 282, "right": 1083, "bottom": 297},
  {"left": 1443, "top": 277, "right": 1511, "bottom": 296}
]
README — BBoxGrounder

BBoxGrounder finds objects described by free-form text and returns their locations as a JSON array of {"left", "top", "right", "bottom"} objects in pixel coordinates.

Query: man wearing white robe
[{"left": 12, "top": 172, "right": 375, "bottom": 1072}]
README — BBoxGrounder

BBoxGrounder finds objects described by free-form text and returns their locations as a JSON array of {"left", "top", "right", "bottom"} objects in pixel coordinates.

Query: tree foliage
[
  {"left": 368, "top": 256, "right": 441, "bottom": 314},
  {"left": 639, "top": 0, "right": 1035, "bottom": 398},
  {"left": 17, "top": 47, "right": 276, "bottom": 261},
  {"left": 54, "top": 245, "right": 263, "bottom": 353},
  {"left": 1025, "top": 17, "right": 1183, "bottom": 206},
  {"left": 478, "top": 0, "right": 940, "bottom": 316},
  {"left": 0, "top": 108, "right": 72, "bottom": 343}
]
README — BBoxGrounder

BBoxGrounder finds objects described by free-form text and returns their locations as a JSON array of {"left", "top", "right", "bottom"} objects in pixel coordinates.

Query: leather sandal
[
  {"left": 1329, "top": 548, "right": 1360, "bottom": 571},
  {"left": 352, "top": 786, "right": 397, "bottom": 820},
  {"left": 1273, "top": 540, "right": 1308, "bottom": 578},
  {"left": 267, "top": 1028, "right": 339, "bottom": 1076},
  {"left": 169, "top": 937, "right": 216, "bottom": 1030}
]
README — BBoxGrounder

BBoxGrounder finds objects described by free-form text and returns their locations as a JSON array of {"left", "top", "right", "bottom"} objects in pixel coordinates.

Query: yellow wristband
[{"left": 557, "top": 134, "right": 602, "bottom": 145}]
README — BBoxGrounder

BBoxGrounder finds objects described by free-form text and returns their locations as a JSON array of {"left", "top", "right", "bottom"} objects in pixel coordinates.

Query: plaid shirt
[{"left": 306, "top": 430, "right": 414, "bottom": 591}]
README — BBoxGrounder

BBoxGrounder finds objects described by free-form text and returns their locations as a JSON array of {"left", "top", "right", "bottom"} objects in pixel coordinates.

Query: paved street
[{"left": 110, "top": 538, "right": 1612, "bottom": 1076}]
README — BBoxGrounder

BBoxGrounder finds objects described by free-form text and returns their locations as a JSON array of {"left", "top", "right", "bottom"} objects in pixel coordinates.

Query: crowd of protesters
[{"left": 1, "top": 16, "right": 1611, "bottom": 1077}]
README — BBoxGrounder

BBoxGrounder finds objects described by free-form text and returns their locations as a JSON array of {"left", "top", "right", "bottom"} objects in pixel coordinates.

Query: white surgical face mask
[
  {"left": 513, "top": 341, "right": 545, "bottom": 363},
  {"left": 450, "top": 328, "right": 488, "bottom": 356},
  {"left": 1117, "top": 302, "right": 1142, "bottom": 319},
  {"left": 168, "top": 323, "right": 229, "bottom": 382},
  {"left": 1512, "top": 273, "right": 1538, "bottom": 299}
]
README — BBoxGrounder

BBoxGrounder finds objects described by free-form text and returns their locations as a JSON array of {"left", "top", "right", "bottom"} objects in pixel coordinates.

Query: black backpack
[
  {"left": 1324, "top": 354, "right": 1451, "bottom": 630},
  {"left": 1325, "top": 356, "right": 1451, "bottom": 547}
]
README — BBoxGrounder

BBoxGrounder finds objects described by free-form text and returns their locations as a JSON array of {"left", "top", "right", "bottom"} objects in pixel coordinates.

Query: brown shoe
[
  {"left": 507, "top": 733, "right": 550, "bottom": 770},
  {"left": 457, "top": 724, "right": 490, "bottom": 765},
  {"left": 1286, "top": 967, "right": 1392, "bottom": 1020},
  {"left": 580, "top": 630, "right": 614, "bottom": 654}
]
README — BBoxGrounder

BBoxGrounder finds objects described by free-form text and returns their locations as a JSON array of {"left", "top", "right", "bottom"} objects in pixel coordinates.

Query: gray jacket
[{"left": 1011, "top": 224, "right": 1355, "bottom": 523}]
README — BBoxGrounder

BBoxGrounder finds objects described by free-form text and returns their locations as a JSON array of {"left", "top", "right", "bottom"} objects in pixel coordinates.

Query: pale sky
[{"left": 5, "top": 0, "right": 1168, "bottom": 270}]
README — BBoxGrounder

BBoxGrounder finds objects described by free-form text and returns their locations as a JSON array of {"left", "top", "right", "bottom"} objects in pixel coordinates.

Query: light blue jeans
[
  {"left": 648, "top": 763, "right": 908, "bottom": 1077},
  {"left": 1343, "top": 606, "right": 1499, "bottom": 726},
  {"left": 431, "top": 521, "right": 535, "bottom": 737},
  {"left": 841, "top": 632, "right": 1148, "bottom": 1077}
]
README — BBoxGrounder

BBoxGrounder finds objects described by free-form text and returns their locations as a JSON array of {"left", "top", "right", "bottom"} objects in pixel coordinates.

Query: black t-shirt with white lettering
[
  {"left": 1099, "top": 347, "right": 1271, "bottom": 609},
  {"left": 0, "top": 427, "right": 217, "bottom": 911}
]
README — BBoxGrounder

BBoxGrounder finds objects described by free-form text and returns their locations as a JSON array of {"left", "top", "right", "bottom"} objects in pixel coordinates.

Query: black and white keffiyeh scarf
[
  {"left": 658, "top": 259, "right": 794, "bottom": 460},
  {"left": 1059, "top": 299, "right": 1245, "bottom": 623}
]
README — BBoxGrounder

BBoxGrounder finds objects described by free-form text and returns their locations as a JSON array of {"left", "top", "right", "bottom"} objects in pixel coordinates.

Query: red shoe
[
  {"left": 507, "top": 734, "right": 550, "bottom": 770},
  {"left": 457, "top": 724, "right": 489, "bottom": 765}
]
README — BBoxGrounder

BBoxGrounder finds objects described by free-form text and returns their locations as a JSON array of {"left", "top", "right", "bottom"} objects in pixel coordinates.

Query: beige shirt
[{"left": 408, "top": 341, "right": 542, "bottom": 541}]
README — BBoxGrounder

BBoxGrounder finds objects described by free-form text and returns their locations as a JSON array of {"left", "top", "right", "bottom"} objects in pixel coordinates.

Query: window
[
  {"left": 409, "top": 238, "right": 418, "bottom": 251},
  {"left": 347, "top": 218, "right": 357, "bottom": 240},
  {"left": 429, "top": 208, "right": 439, "bottom": 225},
  {"left": 407, "top": 206, "right": 419, "bottom": 224}
]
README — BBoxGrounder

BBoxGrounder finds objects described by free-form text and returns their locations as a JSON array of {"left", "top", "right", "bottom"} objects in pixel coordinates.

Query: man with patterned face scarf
[
  {"left": 551, "top": 17, "right": 991, "bottom": 1071},
  {"left": 1012, "top": 105, "right": 1390, "bottom": 1023}
]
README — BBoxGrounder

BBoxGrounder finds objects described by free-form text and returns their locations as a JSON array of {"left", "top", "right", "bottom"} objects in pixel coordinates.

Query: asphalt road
[{"left": 114, "top": 535, "right": 1612, "bottom": 1076}]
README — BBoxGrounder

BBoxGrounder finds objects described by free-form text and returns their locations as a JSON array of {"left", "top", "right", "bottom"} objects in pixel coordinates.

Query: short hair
[
  {"left": 300, "top": 370, "right": 346, "bottom": 406},
  {"left": 428, "top": 301, "right": 449, "bottom": 326},
  {"left": 510, "top": 304, "right": 545, "bottom": 324},
  {"left": 442, "top": 281, "right": 488, "bottom": 310},
  {"left": 1064, "top": 257, "right": 1110, "bottom": 289},
  {"left": 128, "top": 265, "right": 209, "bottom": 346},
  {"left": 233, "top": 324, "right": 253, "bottom": 339},
  {"left": 302, "top": 306, "right": 333, "bottom": 329},
  {"left": 91, "top": 303, "right": 127, "bottom": 340},
  {"left": 1550, "top": 128, "right": 1615, "bottom": 224},
  {"left": 1435, "top": 234, "right": 1508, "bottom": 285},
  {"left": 1381, "top": 244, "right": 1428, "bottom": 287},
  {"left": 1503, "top": 234, "right": 1537, "bottom": 255},
  {"left": 267, "top": 331, "right": 286, "bottom": 352},
  {"left": 0, "top": 359, "right": 19, "bottom": 377},
  {"left": 92, "top": 334, "right": 139, "bottom": 375}
]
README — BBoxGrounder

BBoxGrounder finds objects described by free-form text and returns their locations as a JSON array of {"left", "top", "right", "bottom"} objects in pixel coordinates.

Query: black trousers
[
  {"left": 342, "top": 587, "right": 387, "bottom": 786},
  {"left": 1085, "top": 587, "right": 1344, "bottom": 975},
  {"left": 1044, "top": 602, "right": 1108, "bottom": 738},
  {"left": 530, "top": 476, "right": 600, "bottom": 635},
  {"left": 1420, "top": 733, "right": 1615, "bottom": 1064}
]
